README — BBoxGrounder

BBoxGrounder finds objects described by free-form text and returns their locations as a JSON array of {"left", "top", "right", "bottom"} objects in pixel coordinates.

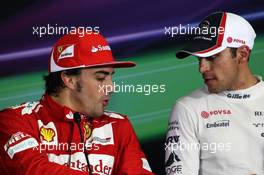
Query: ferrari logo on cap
[{"left": 57, "top": 45, "right": 74, "bottom": 60}]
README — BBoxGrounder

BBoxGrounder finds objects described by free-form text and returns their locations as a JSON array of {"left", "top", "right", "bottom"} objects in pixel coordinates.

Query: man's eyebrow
[{"left": 94, "top": 70, "right": 115, "bottom": 75}]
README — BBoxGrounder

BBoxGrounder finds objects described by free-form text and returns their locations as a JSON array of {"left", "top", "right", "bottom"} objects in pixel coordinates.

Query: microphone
[{"left": 73, "top": 112, "right": 93, "bottom": 174}]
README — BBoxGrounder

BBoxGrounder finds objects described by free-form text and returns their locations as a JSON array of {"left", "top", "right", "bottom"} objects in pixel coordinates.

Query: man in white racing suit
[{"left": 165, "top": 12, "right": 264, "bottom": 175}]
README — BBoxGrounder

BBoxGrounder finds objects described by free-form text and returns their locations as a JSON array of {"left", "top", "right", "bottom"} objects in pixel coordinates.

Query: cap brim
[
  {"left": 176, "top": 39, "right": 226, "bottom": 59},
  {"left": 84, "top": 61, "right": 136, "bottom": 68}
]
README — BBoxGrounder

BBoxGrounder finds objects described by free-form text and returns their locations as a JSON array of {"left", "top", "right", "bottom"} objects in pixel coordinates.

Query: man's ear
[
  {"left": 236, "top": 45, "right": 250, "bottom": 64},
  {"left": 61, "top": 72, "right": 77, "bottom": 90}
]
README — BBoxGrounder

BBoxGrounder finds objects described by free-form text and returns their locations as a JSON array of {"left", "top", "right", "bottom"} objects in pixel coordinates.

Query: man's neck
[
  {"left": 232, "top": 70, "right": 258, "bottom": 90},
  {"left": 50, "top": 92, "right": 70, "bottom": 108}
]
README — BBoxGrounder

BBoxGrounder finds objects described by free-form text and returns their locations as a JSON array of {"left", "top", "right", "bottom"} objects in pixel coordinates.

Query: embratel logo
[
  {"left": 201, "top": 109, "right": 232, "bottom": 119},
  {"left": 91, "top": 45, "right": 111, "bottom": 53},
  {"left": 226, "top": 93, "right": 250, "bottom": 99},
  {"left": 206, "top": 120, "right": 230, "bottom": 128},
  {"left": 40, "top": 127, "right": 55, "bottom": 142}
]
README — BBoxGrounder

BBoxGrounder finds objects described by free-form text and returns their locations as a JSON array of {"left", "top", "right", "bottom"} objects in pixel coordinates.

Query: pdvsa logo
[
  {"left": 201, "top": 109, "right": 232, "bottom": 119},
  {"left": 227, "top": 36, "right": 245, "bottom": 44}
]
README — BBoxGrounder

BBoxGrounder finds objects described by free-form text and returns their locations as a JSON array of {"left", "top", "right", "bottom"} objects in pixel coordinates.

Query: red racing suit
[{"left": 0, "top": 94, "right": 154, "bottom": 175}]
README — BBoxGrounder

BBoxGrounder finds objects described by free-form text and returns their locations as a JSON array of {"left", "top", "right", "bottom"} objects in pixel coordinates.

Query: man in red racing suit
[{"left": 0, "top": 32, "right": 154, "bottom": 175}]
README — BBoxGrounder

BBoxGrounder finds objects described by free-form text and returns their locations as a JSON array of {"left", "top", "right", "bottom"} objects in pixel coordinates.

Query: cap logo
[
  {"left": 227, "top": 36, "right": 245, "bottom": 44},
  {"left": 227, "top": 37, "right": 233, "bottom": 43},
  {"left": 233, "top": 38, "right": 245, "bottom": 44},
  {"left": 200, "top": 20, "right": 210, "bottom": 29},
  {"left": 91, "top": 46, "right": 99, "bottom": 53},
  {"left": 58, "top": 45, "right": 74, "bottom": 60},
  {"left": 91, "top": 45, "right": 111, "bottom": 53}
]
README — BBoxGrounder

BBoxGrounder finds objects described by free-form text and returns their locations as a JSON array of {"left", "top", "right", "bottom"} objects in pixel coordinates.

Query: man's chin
[
  {"left": 207, "top": 85, "right": 225, "bottom": 94},
  {"left": 94, "top": 110, "right": 105, "bottom": 118},
  {"left": 85, "top": 110, "right": 104, "bottom": 118}
]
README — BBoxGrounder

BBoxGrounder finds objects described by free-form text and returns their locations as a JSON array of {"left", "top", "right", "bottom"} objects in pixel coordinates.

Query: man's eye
[
  {"left": 96, "top": 77, "right": 105, "bottom": 81},
  {"left": 207, "top": 57, "right": 214, "bottom": 61}
]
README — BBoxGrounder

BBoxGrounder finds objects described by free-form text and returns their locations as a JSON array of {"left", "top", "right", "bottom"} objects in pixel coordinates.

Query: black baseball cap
[{"left": 176, "top": 12, "right": 256, "bottom": 59}]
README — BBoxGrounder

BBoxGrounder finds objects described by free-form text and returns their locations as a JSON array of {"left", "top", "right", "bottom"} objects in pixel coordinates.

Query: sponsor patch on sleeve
[{"left": 4, "top": 132, "right": 38, "bottom": 159}]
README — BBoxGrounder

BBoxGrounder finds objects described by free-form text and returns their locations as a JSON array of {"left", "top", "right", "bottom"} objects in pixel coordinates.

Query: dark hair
[
  {"left": 44, "top": 69, "right": 81, "bottom": 95},
  {"left": 229, "top": 47, "right": 237, "bottom": 58}
]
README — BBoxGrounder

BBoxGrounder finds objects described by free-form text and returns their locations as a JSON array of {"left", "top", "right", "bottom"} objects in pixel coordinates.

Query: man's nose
[{"left": 199, "top": 58, "right": 210, "bottom": 73}]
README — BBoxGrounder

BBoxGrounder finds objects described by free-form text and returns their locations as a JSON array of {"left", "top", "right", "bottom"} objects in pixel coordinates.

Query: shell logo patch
[{"left": 40, "top": 127, "right": 55, "bottom": 142}]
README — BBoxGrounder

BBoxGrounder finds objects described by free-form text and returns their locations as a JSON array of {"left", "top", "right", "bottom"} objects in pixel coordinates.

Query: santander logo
[{"left": 201, "top": 109, "right": 232, "bottom": 119}]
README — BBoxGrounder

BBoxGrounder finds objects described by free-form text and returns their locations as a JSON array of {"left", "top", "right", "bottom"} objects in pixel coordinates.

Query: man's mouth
[
  {"left": 102, "top": 98, "right": 109, "bottom": 107},
  {"left": 203, "top": 75, "right": 217, "bottom": 84}
]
